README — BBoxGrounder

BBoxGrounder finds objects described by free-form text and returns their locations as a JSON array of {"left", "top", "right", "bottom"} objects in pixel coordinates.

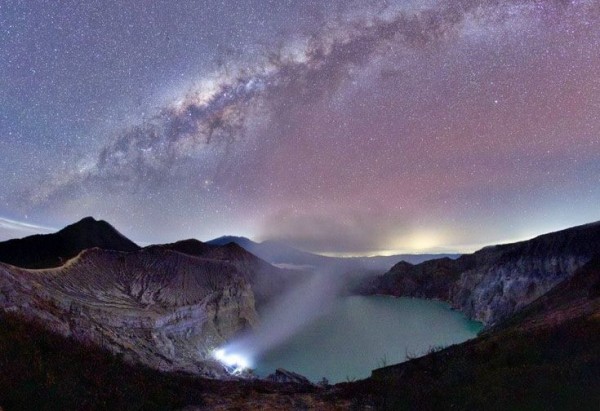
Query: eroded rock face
[
  {"left": 364, "top": 222, "right": 600, "bottom": 326},
  {"left": 0, "top": 247, "right": 259, "bottom": 377},
  {"left": 449, "top": 255, "right": 590, "bottom": 324}
]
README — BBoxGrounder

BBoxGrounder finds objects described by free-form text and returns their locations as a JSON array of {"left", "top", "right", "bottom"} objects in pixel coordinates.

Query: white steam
[{"left": 223, "top": 269, "right": 347, "bottom": 365}]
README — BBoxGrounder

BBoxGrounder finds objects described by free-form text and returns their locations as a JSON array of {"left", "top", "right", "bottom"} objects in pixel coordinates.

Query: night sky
[{"left": 1, "top": 0, "right": 599, "bottom": 255}]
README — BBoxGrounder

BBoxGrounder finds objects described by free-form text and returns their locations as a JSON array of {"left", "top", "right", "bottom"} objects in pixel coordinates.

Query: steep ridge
[
  {"left": 364, "top": 221, "right": 600, "bottom": 325},
  {"left": 159, "top": 239, "right": 278, "bottom": 277},
  {"left": 158, "top": 238, "right": 216, "bottom": 257},
  {"left": 0, "top": 246, "right": 258, "bottom": 377},
  {"left": 343, "top": 256, "right": 600, "bottom": 410},
  {"left": 156, "top": 239, "right": 302, "bottom": 305},
  {"left": 0, "top": 217, "right": 140, "bottom": 268},
  {"left": 490, "top": 255, "right": 600, "bottom": 332}
]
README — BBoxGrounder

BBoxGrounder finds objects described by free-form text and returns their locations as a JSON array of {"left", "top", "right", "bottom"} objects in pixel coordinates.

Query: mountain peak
[
  {"left": 207, "top": 236, "right": 257, "bottom": 247},
  {"left": 76, "top": 216, "right": 99, "bottom": 224},
  {"left": 0, "top": 217, "right": 140, "bottom": 269},
  {"left": 157, "top": 239, "right": 213, "bottom": 257},
  {"left": 63, "top": 216, "right": 118, "bottom": 230}
]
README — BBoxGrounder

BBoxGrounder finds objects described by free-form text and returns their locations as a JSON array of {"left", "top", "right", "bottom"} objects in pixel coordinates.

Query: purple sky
[{"left": 1, "top": 0, "right": 599, "bottom": 254}]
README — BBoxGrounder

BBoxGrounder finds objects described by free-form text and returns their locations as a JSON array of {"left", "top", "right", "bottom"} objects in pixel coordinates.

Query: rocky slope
[
  {"left": 0, "top": 310, "right": 342, "bottom": 411},
  {"left": 157, "top": 239, "right": 300, "bottom": 306},
  {"left": 0, "top": 217, "right": 140, "bottom": 268},
  {"left": 489, "top": 254, "right": 600, "bottom": 333},
  {"left": 342, "top": 255, "right": 600, "bottom": 410},
  {"left": 0, "top": 244, "right": 260, "bottom": 377},
  {"left": 0, "top": 218, "right": 303, "bottom": 377},
  {"left": 363, "top": 221, "right": 600, "bottom": 325}
]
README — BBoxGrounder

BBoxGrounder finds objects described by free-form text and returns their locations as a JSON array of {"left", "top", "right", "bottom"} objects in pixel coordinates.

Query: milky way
[{"left": 1, "top": 0, "right": 599, "bottom": 253}]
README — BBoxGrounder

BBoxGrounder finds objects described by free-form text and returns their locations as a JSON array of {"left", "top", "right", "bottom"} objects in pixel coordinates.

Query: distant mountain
[
  {"left": 207, "top": 236, "right": 331, "bottom": 268},
  {"left": 0, "top": 217, "right": 140, "bottom": 268},
  {"left": 207, "top": 236, "right": 459, "bottom": 272},
  {"left": 159, "top": 238, "right": 273, "bottom": 273},
  {"left": 157, "top": 238, "right": 216, "bottom": 256},
  {"left": 155, "top": 239, "right": 301, "bottom": 305},
  {"left": 207, "top": 235, "right": 260, "bottom": 250},
  {"left": 363, "top": 221, "right": 600, "bottom": 325}
]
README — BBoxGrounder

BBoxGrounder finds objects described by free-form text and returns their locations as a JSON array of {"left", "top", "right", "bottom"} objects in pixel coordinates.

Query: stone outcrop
[
  {"left": 266, "top": 368, "right": 312, "bottom": 385},
  {"left": 0, "top": 247, "right": 259, "bottom": 377},
  {"left": 363, "top": 221, "right": 600, "bottom": 326}
]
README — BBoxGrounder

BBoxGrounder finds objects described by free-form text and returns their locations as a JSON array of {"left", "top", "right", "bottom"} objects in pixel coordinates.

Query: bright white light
[{"left": 212, "top": 348, "right": 250, "bottom": 375}]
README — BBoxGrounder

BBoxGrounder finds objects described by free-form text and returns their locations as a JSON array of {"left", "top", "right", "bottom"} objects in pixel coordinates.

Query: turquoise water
[{"left": 254, "top": 295, "right": 482, "bottom": 383}]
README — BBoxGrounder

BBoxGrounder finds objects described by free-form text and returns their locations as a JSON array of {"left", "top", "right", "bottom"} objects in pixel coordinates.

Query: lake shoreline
[{"left": 253, "top": 295, "right": 483, "bottom": 383}]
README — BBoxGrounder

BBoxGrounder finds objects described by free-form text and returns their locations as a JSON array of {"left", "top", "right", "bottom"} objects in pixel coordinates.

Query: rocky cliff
[
  {"left": 357, "top": 255, "right": 600, "bottom": 410},
  {"left": 0, "top": 247, "right": 258, "bottom": 377},
  {"left": 364, "top": 221, "right": 600, "bottom": 325}
]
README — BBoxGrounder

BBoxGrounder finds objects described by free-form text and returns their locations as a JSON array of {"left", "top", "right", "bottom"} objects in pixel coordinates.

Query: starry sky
[{"left": 1, "top": 0, "right": 599, "bottom": 255}]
